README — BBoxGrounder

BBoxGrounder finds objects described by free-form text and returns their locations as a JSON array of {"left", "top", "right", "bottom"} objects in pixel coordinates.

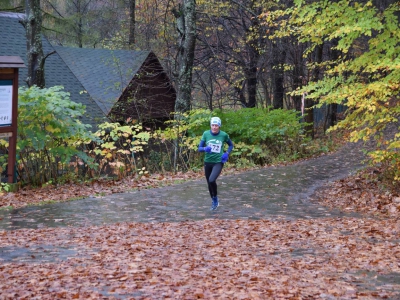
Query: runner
[{"left": 198, "top": 117, "right": 234, "bottom": 210}]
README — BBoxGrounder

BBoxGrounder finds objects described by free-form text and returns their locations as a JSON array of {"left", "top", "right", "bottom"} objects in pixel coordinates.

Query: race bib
[{"left": 209, "top": 143, "right": 221, "bottom": 153}]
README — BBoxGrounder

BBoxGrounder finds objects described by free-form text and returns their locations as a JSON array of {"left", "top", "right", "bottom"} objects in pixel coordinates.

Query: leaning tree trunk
[
  {"left": 24, "top": 0, "right": 45, "bottom": 88},
  {"left": 172, "top": 0, "right": 196, "bottom": 114}
]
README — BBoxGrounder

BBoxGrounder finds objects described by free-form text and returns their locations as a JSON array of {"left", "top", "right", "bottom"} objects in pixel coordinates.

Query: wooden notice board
[{"left": 0, "top": 56, "right": 25, "bottom": 183}]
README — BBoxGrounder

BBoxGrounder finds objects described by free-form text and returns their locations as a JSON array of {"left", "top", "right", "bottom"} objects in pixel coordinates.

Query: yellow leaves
[
  {"left": 138, "top": 167, "right": 148, "bottom": 176},
  {"left": 117, "top": 149, "right": 131, "bottom": 155},
  {"left": 387, "top": 141, "right": 400, "bottom": 150},
  {"left": 101, "top": 142, "right": 117, "bottom": 150},
  {"left": 45, "top": 125, "right": 61, "bottom": 133},
  {"left": 91, "top": 122, "right": 151, "bottom": 176},
  {"left": 0, "top": 138, "right": 9, "bottom": 147}
]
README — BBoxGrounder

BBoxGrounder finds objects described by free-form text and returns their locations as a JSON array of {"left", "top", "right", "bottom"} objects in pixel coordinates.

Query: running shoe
[{"left": 210, "top": 196, "right": 219, "bottom": 211}]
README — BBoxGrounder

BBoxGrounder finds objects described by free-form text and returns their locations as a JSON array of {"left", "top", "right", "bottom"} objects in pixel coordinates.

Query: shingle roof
[
  {"left": 0, "top": 12, "right": 155, "bottom": 130},
  {"left": 54, "top": 46, "right": 150, "bottom": 115},
  {"left": 0, "top": 12, "right": 109, "bottom": 130}
]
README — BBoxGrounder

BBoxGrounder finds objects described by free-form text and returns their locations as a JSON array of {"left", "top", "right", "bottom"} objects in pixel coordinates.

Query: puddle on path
[
  {"left": 0, "top": 245, "right": 92, "bottom": 263},
  {"left": 0, "top": 143, "right": 366, "bottom": 231}
]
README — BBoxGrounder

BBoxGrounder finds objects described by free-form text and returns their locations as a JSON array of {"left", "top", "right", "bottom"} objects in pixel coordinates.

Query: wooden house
[{"left": 0, "top": 12, "right": 176, "bottom": 130}]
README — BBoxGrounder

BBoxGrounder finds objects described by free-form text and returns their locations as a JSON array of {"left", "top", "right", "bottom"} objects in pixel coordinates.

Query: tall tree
[
  {"left": 172, "top": 0, "right": 196, "bottom": 113},
  {"left": 270, "top": 0, "right": 400, "bottom": 179},
  {"left": 193, "top": 0, "right": 279, "bottom": 110},
  {"left": 41, "top": 0, "right": 124, "bottom": 48},
  {"left": 271, "top": 40, "right": 286, "bottom": 109},
  {"left": 23, "top": 0, "right": 46, "bottom": 88}
]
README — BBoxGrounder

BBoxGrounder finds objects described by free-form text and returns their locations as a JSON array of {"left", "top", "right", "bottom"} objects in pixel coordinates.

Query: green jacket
[{"left": 200, "top": 130, "right": 231, "bottom": 163}]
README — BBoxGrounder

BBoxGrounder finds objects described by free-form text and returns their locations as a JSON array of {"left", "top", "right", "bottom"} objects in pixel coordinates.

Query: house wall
[{"left": 110, "top": 52, "right": 176, "bottom": 124}]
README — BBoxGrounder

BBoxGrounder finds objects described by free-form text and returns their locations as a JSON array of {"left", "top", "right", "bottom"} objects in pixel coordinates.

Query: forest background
[
  {"left": 1, "top": 2, "right": 400, "bottom": 298},
  {"left": 0, "top": 0, "right": 398, "bottom": 201}
]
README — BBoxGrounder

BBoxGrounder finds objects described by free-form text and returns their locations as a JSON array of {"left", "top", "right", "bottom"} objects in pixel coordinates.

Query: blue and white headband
[{"left": 210, "top": 117, "right": 221, "bottom": 127}]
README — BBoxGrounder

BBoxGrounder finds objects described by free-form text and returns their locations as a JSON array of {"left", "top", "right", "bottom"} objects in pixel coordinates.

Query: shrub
[
  {"left": 0, "top": 86, "right": 96, "bottom": 186},
  {"left": 88, "top": 122, "right": 150, "bottom": 179},
  {"left": 152, "top": 108, "right": 311, "bottom": 170}
]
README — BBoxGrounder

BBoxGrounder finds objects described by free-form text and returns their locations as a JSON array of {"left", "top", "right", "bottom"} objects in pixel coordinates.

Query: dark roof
[
  {"left": 0, "top": 12, "right": 108, "bottom": 130},
  {"left": 0, "top": 12, "right": 161, "bottom": 130},
  {"left": 0, "top": 55, "right": 26, "bottom": 68},
  {"left": 54, "top": 46, "right": 150, "bottom": 115}
]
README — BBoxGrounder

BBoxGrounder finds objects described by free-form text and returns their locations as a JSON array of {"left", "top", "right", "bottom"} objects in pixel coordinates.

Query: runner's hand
[
  {"left": 204, "top": 146, "right": 212, "bottom": 153},
  {"left": 221, "top": 152, "right": 229, "bottom": 163}
]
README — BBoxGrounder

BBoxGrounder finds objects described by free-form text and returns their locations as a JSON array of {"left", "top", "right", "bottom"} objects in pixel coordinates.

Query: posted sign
[
  {"left": 0, "top": 80, "right": 13, "bottom": 126},
  {"left": 0, "top": 56, "right": 25, "bottom": 184}
]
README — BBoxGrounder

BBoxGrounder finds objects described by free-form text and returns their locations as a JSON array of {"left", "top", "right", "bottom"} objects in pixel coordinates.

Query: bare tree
[
  {"left": 194, "top": 0, "right": 270, "bottom": 109},
  {"left": 41, "top": 0, "right": 123, "bottom": 48}
]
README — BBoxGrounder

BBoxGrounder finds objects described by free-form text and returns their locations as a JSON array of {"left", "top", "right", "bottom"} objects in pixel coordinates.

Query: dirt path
[{"left": 0, "top": 142, "right": 365, "bottom": 230}]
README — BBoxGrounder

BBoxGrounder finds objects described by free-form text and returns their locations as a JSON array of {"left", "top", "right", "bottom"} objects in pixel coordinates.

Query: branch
[
  {"left": 229, "top": 0, "right": 258, "bottom": 18},
  {"left": 44, "top": 51, "right": 56, "bottom": 61}
]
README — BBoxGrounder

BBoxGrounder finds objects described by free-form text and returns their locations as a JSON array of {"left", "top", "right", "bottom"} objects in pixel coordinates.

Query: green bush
[
  {"left": 0, "top": 86, "right": 154, "bottom": 186},
  {"left": 186, "top": 108, "right": 310, "bottom": 165},
  {"left": 89, "top": 122, "right": 151, "bottom": 179},
  {"left": 3, "top": 86, "right": 97, "bottom": 186},
  {"left": 151, "top": 108, "right": 312, "bottom": 170},
  {"left": 216, "top": 108, "right": 303, "bottom": 144},
  {"left": 0, "top": 90, "right": 333, "bottom": 187}
]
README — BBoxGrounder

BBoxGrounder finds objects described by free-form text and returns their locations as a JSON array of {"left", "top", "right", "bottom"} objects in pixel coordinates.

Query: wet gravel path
[
  {"left": 2, "top": 142, "right": 400, "bottom": 298},
  {"left": 0, "top": 142, "right": 366, "bottom": 230}
]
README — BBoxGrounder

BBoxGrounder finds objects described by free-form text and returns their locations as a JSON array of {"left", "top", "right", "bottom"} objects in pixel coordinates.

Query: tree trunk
[
  {"left": 304, "top": 43, "right": 324, "bottom": 137},
  {"left": 76, "top": 0, "right": 83, "bottom": 48},
  {"left": 273, "top": 75, "right": 284, "bottom": 109},
  {"left": 172, "top": 0, "right": 196, "bottom": 113},
  {"left": 24, "top": 0, "right": 45, "bottom": 88},
  {"left": 243, "top": 37, "right": 259, "bottom": 108},
  {"left": 242, "top": 8, "right": 260, "bottom": 108},
  {"left": 272, "top": 43, "right": 285, "bottom": 109},
  {"left": 292, "top": 45, "right": 304, "bottom": 112},
  {"left": 128, "top": 0, "right": 136, "bottom": 46},
  {"left": 327, "top": 40, "right": 342, "bottom": 130}
]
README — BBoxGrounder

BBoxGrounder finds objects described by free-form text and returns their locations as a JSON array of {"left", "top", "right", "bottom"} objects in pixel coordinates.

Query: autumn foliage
[
  {"left": 0, "top": 217, "right": 399, "bottom": 298},
  {"left": 264, "top": 0, "right": 400, "bottom": 182}
]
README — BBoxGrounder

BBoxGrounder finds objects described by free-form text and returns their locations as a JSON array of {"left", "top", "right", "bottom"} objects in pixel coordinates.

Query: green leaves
[
  {"left": 15, "top": 86, "right": 96, "bottom": 185},
  {"left": 151, "top": 108, "right": 313, "bottom": 169},
  {"left": 94, "top": 122, "right": 150, "bottom": 154},
  {"left": 217, "top": 107, "right": 303, "bottom": 145},
  {"left": 90, "top": 122, "right": 151, "bottom": 178}
]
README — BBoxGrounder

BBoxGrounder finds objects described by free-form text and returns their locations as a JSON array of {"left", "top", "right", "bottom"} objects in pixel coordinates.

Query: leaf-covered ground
[
  {"left": 0, "top": 217, "right": 399, "bottom": 299},
  {"left": 312, "top": 167, "right": 400, "bottom": 218},
  {"left": 1, "top": 162, "right": 400, "bottom": 298}
]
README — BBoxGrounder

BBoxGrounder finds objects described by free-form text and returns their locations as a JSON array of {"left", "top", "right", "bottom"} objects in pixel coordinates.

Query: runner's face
[{"left": 211, "top": 124, "right": 220, "bottom": 133}]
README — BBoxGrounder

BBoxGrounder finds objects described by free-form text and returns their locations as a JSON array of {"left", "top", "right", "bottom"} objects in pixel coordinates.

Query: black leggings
[{"left": 204, "top": 162, "right": 223, "bottom": 198}]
